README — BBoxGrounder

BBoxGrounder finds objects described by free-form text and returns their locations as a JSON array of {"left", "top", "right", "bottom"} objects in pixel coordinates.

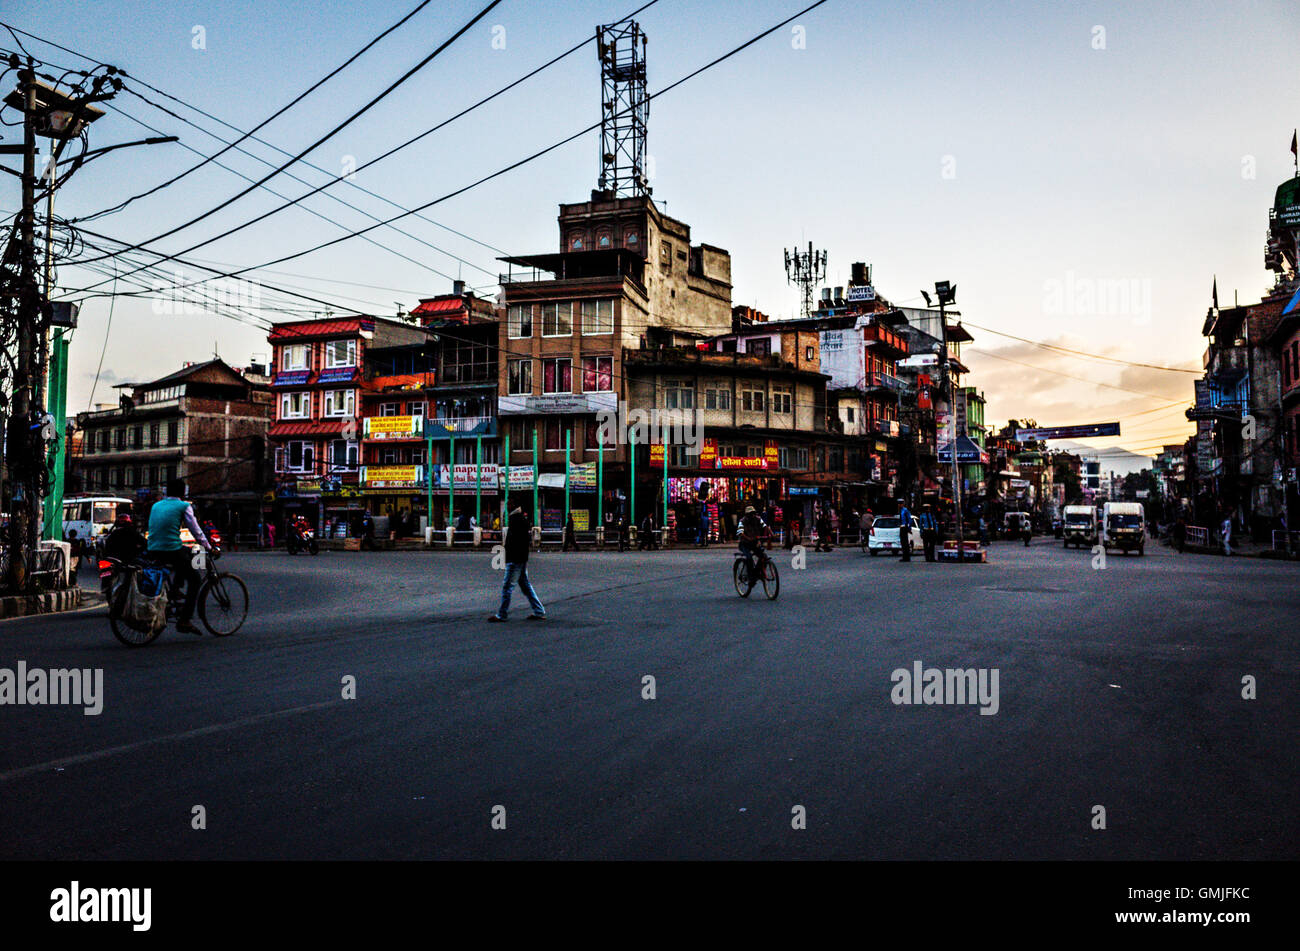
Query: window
[
  {"left": 570, "top": 234, "right": 585, "bottom": 251},
  {"left": 441, "top": 335, "right": 494, "bottom": 383},
  {"left": 669, "top": 445, "right": 690, "bottom": 466},
  {"left": 543, "top": 358, "right": 572, "bottom": 394},
  {"left": 380, "top": 402, "right": 400, "bottom": 417},
  {"left": 507, "top": 304, "right": 533, "bottom": 339},
  {"left": 660, "top": 240, "right": 672, "bottom": 268},
  {"left": 544, "top": 418, "right": 571, "bottom": 452},
  {"left": 805, "top": 345, "right": 815, "bottom": 361},
  {"left": 411, "top": 446, "right": 427, "bottom": 466},
  {"left": 167, "top": 420, "right": 179, "bottom": 445},
  {"left": 409, "top": 401, "right": 425, "bottom": 418},
  {"left": 542, "top": 302, "right": 573, "bottom": 336},
  {"left": 779, "top": 447, "right": 809, "bottom": 470},
  {"left": 330, "top": 440, "right": 358, "bottom": 469},
  {"left": 746, "top": 338, "right": 771, "bottom": 357},
  {"left": 325, "top": 339, "right": 356, "bottom": 368},
  {"left": 380, "top": 447, "right": 398, "bottom": 465},
  {"left": 625, "top": 231, "right": 639, "bottom": 248},
  {"left": 507, "top": 359, "right": 533, "bottom": 396},
  {"left": 704, "top": 386, "right": 731, "bottom": 411},
  {"left": 114, "top": 427, "right": 126, "bottom": 449},
  {"left": 286, "top": 440, "right": 314, "bottom": 472},
  {"left": 282, "top": 344, "right": 308, "bottom": 371},
  {"left": 281, "top": 391, "right": 310, "bottom": 419},
  {"left": 512, "top": 420, "right": 534, "bottom": 450},
  {"left": 597, "top": 232, "right": 612, "bottom": 248},
  {"left": 664, "top": 380, "right": 694, "bottom": 410},
  {"left": 131, "top": 426, "right": 143, "bottom": 449},
  {"left": 741, "top": 388, "right": 765, "bottom": 413},
  {"left": 98, "top": 430, "right": 109, "bottom": 452},
  {"left": 149, "top": 423, "right": 160, "bottom": 448},
  {"left": 582, "top": 356, "right": 613, "bottom": 393},
  {"left": 845, "top": 406, "right": 855, "bottom": 422},
  {"left": 323, "top": 389, "right": 354, "bottom": 417},
  {"left": 581, "top": 299, "right": 614, "bottom": 335},
  {"left": 772, "top": 388, "right": 793, "bottom": 414}
]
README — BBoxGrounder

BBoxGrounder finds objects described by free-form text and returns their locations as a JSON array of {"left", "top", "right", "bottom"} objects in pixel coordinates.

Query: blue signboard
[
  {"left": 317, "top": 367, "right": 356, "bottom": 384},
  {"left": 273, "top": 370, "right": 311, "bottom": 387},
  {"left": 1015, "top": 422, "right": 1121, "bottom": 441}
]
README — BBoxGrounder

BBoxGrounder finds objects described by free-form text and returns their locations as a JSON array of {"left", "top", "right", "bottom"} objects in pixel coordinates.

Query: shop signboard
[
  {"left": 361, "top": 466, "right": 423, "bottom": 489},
  {"left": 365, "top": 415, "right": 421, "bottom": 439},
  {"left": 506, "top": 465, "right": 536, "bottom": 490},
  {"left": 716, "top": 456, "right": 768, "bottom": 471},
  {"left": 569, "top": 462, "right": 597, "bottom": 490},
  {"left": 497, "top": 392, "right": 617, "bottom": 416},
  {"left": 698, "top": 438, "right": 717, "bottom": 467},
  {"left": 764, "top": 440, "right": 779, "bottom": 467},
  {"left": 296, "top": 480, "right": 322, "bottom": 496},
  {"left": 434, "top": 463, "right": 500, "bottom": 489},
  {"left": 572, "top": 510, "right": 590, "bottom": 531}
]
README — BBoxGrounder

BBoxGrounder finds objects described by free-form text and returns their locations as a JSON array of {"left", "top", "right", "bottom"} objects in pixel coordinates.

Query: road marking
[{"left": 0, "top": 699, "right": 343, "bottom": 784}]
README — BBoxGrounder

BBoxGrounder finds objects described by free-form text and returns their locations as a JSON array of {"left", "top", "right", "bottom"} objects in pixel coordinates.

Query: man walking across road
[
  {"left": 1220, "top": 511, "right": 1233, "bottom": 556},
  {"left": 489, "top": 505, "right": 546, "bottom": 622}
]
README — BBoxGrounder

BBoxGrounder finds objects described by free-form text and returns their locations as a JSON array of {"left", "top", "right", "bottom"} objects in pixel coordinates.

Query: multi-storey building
[
  {"left": 74, "top": 359, "right": 271, "bottom": 536},
  {"left": 360, "top": 287, "right": 500, "bottom": 529},
  {"left": 266, "top": 314, "right": 427, "bottom": 533},
  {"left": 497, "top": 192, "right": 733, "bottom": 528}
]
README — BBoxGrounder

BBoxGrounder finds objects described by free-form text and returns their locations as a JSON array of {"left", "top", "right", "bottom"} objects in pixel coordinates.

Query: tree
[{"left": 1054, "top": 457, "right": 1083, "bottom": 504}]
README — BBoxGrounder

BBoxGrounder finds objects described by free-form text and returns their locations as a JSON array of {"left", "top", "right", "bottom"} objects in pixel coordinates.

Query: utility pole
[
  {"left": 935, "top": 281, "right": 963, "bottom": 562},
  {"left": 3, "top": 59, "right": 39, "bottom": 589}
]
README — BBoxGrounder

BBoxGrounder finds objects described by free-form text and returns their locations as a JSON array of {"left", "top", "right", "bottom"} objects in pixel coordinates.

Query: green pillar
[
  {"left": 564, "top": 428, "right": 571, "bottom": 523},
  {"left": 597, "top": 438, "right": 604, "bottom": 528},
  {"left": 448, "top": 433, "right": 455, "bottom": 530},
  {"left": 532, "top": 427, "right": 539, "bottom": 522},
  {"left": 42, "top": 330, "right": 69, "bottom": 541},
  {"left": 662, "top": 440, "right": 668, "bottom": 536},
  {"left": 630, "top": 443, "right": 636, "bottom": 527},
  {"left": 475, "top": 434, "right": 482, "bottom": 524},
  {"left": 425, "top": 434, "right": 433, "bottom": 534}
]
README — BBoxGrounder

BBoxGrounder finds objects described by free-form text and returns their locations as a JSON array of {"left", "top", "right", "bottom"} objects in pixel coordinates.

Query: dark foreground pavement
[{"left": 1, "top": 540, "right": 1296, "bottom": 860}]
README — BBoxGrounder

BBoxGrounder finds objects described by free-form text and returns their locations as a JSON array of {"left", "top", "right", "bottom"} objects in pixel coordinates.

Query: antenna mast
[
  {"left": 784, "top": 242, "right": 827, "bottom": 317},
  {"left": 596, "top": 20, "right": 650, "bottom": 197}
]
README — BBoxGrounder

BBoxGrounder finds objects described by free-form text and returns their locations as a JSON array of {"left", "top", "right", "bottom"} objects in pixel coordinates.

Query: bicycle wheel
[
  {"left": 733, "top": 559, "right": 751, "bottom": 597},
  {"left": 760, "top": 559, "right": 780, "bottom": 600},
  {"left": 109, "top": 580, "right": 163, "bottom": 647},
  {"left": 199, "top": 572, "right": 249, "bottom": 637}
]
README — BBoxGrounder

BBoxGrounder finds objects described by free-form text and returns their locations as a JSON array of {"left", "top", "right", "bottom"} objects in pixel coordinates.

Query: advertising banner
[
  {"left": 1015, "top": 422, "right": 1121, "bottom": 441},
  {"left": 365, "top": 416, "right": 420, "bottom": 439},
  {"left": 362, "top": 466, "right": 423, "bottom": 489},
  {"left": 506, "top": 465, "right": 536, "bottom": 490},
  {"left": 434, "top": 463, "right": 500, "bottom": 489},
  {"left": 569, "top": 462, "right": 597, "bottom": 489}
]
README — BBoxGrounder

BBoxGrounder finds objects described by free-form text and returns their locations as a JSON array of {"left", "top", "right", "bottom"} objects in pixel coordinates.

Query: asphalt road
[{"left": 2, "top": 538, "right": 1296, "bottom": 860}]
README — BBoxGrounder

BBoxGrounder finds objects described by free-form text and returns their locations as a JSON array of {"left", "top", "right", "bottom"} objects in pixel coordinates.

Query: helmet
[{"left": 744, "top": 505, "right": 756, "bottom": 515}]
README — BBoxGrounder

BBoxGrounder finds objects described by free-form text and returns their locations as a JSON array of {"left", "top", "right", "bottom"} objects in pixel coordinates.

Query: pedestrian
[
  {"left": 860, "top": 508, "right": 874, "bottom": 545},
  {"left": 696, "top": 495, "right": 711, "bottom": 548},
  {"left": 488, "top": 505, "right": 546, "bottom": 622},
  {"left": 898, "top": 500, "right": 912, "bottom": 562},
  {"left": 1220, "top": 512, "right": 1233, "bottom": 556},
  {"left": 266, "top": 521, "right": 276, "bottom": 549},
  {"left": 815, "top": 508, "right": 834, "bottom": 552},
  {"left": 978, "top": 515, "right": 990, "bottom": 547},
  {"left": 563, "top": 512, "right": 578, "bottom": 551},
  {"left": 617, "top": 510, "right": 629, "bottom": 552},
  {"left": 919, "top": 504, "right": 938, "bottom": 562},
  {"left": 1172, "top": 514, "right": 1186, "bottom": 553}
]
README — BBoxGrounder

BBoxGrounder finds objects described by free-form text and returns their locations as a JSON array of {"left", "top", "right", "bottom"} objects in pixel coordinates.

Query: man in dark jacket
[{"left": 490, "top": 506, "right": 546, "bottom": 621}]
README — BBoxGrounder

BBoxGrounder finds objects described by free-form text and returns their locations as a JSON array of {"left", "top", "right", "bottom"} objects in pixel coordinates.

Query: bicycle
[
  {"left": 106, "top": 548, "right": 249, "bottom": 646},
  {"left": 734, "top": 545, "right": 780, "bottom": 600}
]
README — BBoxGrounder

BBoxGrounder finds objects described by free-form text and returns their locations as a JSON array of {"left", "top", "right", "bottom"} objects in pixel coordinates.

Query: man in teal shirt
[{"left": 147, "top": 478, "right": 212, "bottom": 634}]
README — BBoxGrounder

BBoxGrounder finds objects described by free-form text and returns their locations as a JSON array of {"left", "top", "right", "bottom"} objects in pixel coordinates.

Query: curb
[{"left": 0, "top": 586, "right": 85, "bottom": 620}]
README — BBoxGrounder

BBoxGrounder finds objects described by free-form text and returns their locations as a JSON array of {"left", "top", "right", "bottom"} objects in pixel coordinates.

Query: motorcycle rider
[{"left": 146, "top": 478, "right": 213, "bottom": 635}]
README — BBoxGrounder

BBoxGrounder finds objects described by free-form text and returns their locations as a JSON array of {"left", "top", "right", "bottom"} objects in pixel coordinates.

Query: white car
[{"left": 867, "top": 515, "right": 923, "bottom": 556}]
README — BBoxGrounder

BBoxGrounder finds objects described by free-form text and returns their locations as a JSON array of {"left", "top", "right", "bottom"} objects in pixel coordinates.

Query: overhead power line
[
  {"left": 78, "top": 0, "right": 438, "bottom": 220},
  {"left": 68, "top": 0, "right": 503, "bottom": 268},
  {"left": 60, "top": 0, "right": 833, "bottom": 305},
  {"left": 960, "top": 320, "right": 1202, "bottom": 374}
]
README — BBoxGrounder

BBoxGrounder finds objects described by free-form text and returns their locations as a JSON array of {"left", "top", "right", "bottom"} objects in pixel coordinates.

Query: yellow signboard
[
  {"left": 365, "top": 416, "right": 420, "bottom": 438},
  {"left": 364, "top": 465, "right": 422, "bottom": 487}
]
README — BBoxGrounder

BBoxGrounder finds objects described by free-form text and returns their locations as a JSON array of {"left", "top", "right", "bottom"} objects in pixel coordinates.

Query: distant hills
[{"left": 1050, "top": 440, "right": 1154, "bottom": 476}]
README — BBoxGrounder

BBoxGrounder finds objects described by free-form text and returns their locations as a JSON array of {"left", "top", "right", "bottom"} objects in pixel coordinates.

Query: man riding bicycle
[
  {"left": 737, "top": 505, "right": 773, "bottom": 587},
  {"left": 146, "top": 477, "right": 213, "bottom": 635}
]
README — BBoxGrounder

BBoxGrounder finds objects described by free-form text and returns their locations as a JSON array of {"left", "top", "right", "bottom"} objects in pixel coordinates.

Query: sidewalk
[{"left": 0, "top": 585, "right": 86, "bottom": 621}]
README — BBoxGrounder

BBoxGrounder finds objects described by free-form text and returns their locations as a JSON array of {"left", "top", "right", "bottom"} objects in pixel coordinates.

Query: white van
[
  {"left": 1062, "top": 505, "right": 1097, "bottom": 548},
  {"left": 1101, "top": 501, "right": 1145, "bottom": 556},
  {"left": 61, "top": 496, "right": 134, "bottom": 551}
]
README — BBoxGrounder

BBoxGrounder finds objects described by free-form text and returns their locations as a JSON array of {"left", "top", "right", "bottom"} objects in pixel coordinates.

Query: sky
[{"left": 4, "top": 0, "right": 1298, "bottom": 470}]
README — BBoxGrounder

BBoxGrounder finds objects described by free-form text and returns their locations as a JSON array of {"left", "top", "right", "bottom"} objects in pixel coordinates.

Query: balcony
[
  {"left": 862, "top": 325, "right": 909, "bottom": 357},
  {"left": 863, "top": 371, "right": 904, "bottom": 394},
  {"left": 425, "top": 416, "right": 497, "bottom": 438},
  {"left": 1206, "top": 346, "right": 1248, "bottom": 383}
]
